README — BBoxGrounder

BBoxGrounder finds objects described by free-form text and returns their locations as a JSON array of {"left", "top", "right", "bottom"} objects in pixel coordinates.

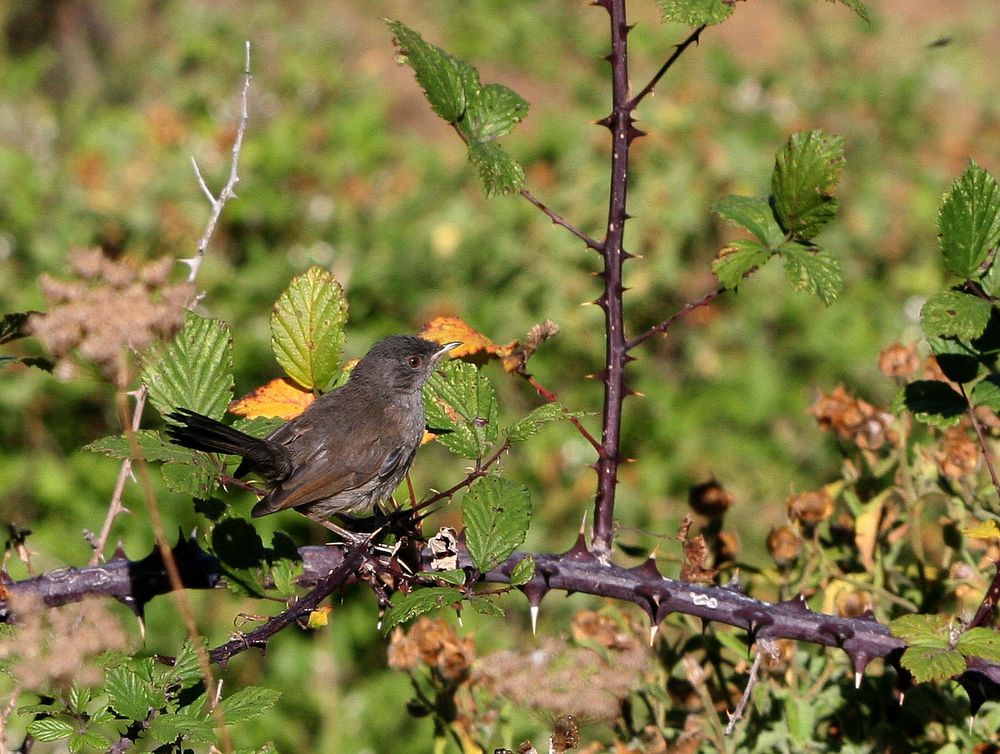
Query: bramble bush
[{"left": 1, "top": 1, "right": 999, "bottom": 752}]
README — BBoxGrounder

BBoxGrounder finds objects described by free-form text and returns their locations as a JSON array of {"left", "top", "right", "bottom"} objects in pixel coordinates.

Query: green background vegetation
[{"left": 1, "top": 0, "right": 999, "bottom": 750}]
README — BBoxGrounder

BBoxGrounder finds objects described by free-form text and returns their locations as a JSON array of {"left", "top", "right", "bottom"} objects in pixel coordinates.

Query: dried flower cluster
[
  {"left": 479, "top": 610, "right": 650, "bottom": 722},
  {"left": 808, "top": 385, "right": 899, "bottom": 451},
  {"left": 387, "top": 617, "right": 475, "bottom": 683},
  {"left": 0, "top": 595, "right": 131, "bottom": 690},
  {"left": 28, "top": 247, "right": 193, "bottom": 385}
]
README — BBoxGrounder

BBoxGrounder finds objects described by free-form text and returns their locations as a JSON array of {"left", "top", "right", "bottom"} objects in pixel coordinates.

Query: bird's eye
[{"left": 407, "top": 355, "right": 423, "bottom": 368}]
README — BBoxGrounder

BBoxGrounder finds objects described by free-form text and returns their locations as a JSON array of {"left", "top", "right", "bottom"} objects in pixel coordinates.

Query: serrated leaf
[
  {"left": 229, "top": 378, "right": 316, "bottom": 420},
  {"left": 26, "top": 718, "right": 74, "bottom": 742},
  {"left": 714, "top": 195, "right": 785, "bottom": 246},
  {"left": 168, "top": 639, "right": 207, "bottom": 689},
  {"left": 270, "top": 557, "right": 304, "bottom": 599},
  {"left": 387, "top": 20, "right": 472, "bottom": 123},
  {"left": 143, "top": 312, "right": 233, "bottom": 419},
  {"left": 957, "top": 627, "right": 1000, "bottom": 663},
  {"left": 381, "top": 587, "right": 464, "bottom": 634},
  {"left": 67, "top": 685, "right": 91, "bottom": 714},
  {"left": 920, "top": 291, "right": 993, "bottom": 340},
  {"left": 938, "top": 160, "right": 1000, "bottom": 279},
  {"left": 464, "top": 83, "right": 529, "bottom": 142},
  {"left": 779, "top": 242, "right": 843, "bottom": 304},
  {"left": 69, "top": 731, "right": 109, "bottom": 753},
  {"left": 507, "top": 403, "right": 575, "bottom": 443},
  {"left": 148, "top": 706, "right": 215, "bottom": 744},
  {"left": 220, "top": 686, "right": 282, "bottom": 725},
  {"left": 270, "top": 267, "right": 348, "bottom": 392},
  {"left": 971, "top": 375, "right": 1000, "bottom": 412},
  {"left": 893, "top": 381, "right": 967, "bottom": 427},
  {"left": 655, "top": 0, "right": 735, "bottom": 26},
  {"left": 469, "top": 595, "right": 505, "bottom": 617},
  {"left": 424, "top": 361, "right": 498, "bottom": 459},
  {"left": 509, "top": 555, "right": 535, "bottom": 586},
  {"left": 85, "top": 431, "right": 221, "bottom": 496},
  {"left": 771, "top": 130, "right": 845, "bottom": 240},
  {"left": 463, "top": 477, "right": 532, "bottom": 572},
  {"left": 712, "top": 239, "right": 773, "bottom": 289},
  {"left": 467, "top": 140, "right": 525, "bottom": 197},
  {"left": 105, "top": 665, "right": 165, "bottom": 721},
  {"left": 160, "top": 456, "right": 219, "bottom": 497},
  {"left": 890, "top": 613, "right": 951, "bottom": 645},
  {"left": 901, "top": 645, "right": 965, "bottom": 683},
  {"left": 429, "top": 568, "right": 467, "bottom": 586}
]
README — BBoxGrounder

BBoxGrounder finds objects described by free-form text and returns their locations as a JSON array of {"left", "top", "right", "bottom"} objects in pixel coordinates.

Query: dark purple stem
[
  {"left": 627, "top": 287, "right": 723, "bottom": 350},
  {"left": 520, "top": 189, "right": 603, "bottom": 252},
  {"left": 590, "top": 0, "right": 639, "bottom": 559}
]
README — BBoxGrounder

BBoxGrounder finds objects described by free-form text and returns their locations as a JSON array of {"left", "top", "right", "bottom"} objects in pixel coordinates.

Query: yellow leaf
[
  {"left": 963, "top": 520, "right": 1000, "bottom": 541},
  {"left": 307, "top": 606, "right": 332, "bottom": 628},
  {"left": 420, "top": 316, "right": 518, "bottom": 367},
  {"left": 229, "top": 378, "right": 315, "bottom": 420}
]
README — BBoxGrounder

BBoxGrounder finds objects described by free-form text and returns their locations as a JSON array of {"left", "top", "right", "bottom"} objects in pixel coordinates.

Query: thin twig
[
  {"left": 519, "top": 189, "right": 604, "bottom": 253},
  {"left": 969, "top": 561, "right": 1000, "bottom": 629},
  {"left": 962, "top": 385, "right": 1000, "bottom": 502},
  {"left": 419, "top": 440, "right": 511, "bottom": 509},
  {"left": 628, "top": 25, "right": 706, "bottom": 110},
  {"left": 626, "top": 287, "right": 723, "bottom": 351},
  {"left": 520, "top": 372, "right": 601, "bottom": 452},
  {"left": 186, "top": 40, "right": 252, "bottom": 283},
  {"left": 725, "top": 646, "right": 766, "bottom": 735}
]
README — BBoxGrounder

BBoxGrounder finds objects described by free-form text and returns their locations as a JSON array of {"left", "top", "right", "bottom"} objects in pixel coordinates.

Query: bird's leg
[{"left": 302, "top": 510, "right": 368, "bottom": 543}]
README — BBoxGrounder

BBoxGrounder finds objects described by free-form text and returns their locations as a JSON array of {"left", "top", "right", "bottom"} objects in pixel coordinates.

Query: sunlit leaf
[
  {"left": 655, "top": 0, "right": 735, "bottom": 26},
  {"left": 938, "top": 160, "right": 1000, "bottom": 279},
  {"left": 920, "top": 290, "right": 992, "bottom": 341},
  {"left": 893, "top": 380, "right": 967, "bottom": 428},
  {"left": 463, "top": 476, "right": 532, "bottom": 572},
  {"left": 468, "top": 140, "right": 525, "bottom": 196},
  {"left": 771, "top": 130, "right": 845, "bottom": 240},
  {"left": 387, "top": 19, "right": 472, "bottom": 123},
  {"left": 713, "top": 195, "right": 785, "bottom": 246},
  {"left": 424, "top": 361, "right": 499, "bottom": 459},
  {"left": 420, "top": 316, "right": 518, "bottom": 363},
  {"left": 900, "top": 645, "right": 964, "bottom": 683},
  {"left": 712, "top": 239, "right": 773, "bottom": 289},
  {"left": 779, "top": 242, "right": 843, "bottom": 305},
  {"left": 957, "top": 627, "right": 1000, "bottom": 663},
  {"left": 464, "top": 83, "right": 529, "bottom": 142},
  {"left": 509, "top": 555, "right": 536, "bottom": 586},
  {"left": 229, "top": 377, "right": 316, "bottom": 420},
  {"left": 381, "top": 587, "right": 464, "bottom": 634},
  {"left": 270, "top": 266, "right": 348, "bottom": 392}
]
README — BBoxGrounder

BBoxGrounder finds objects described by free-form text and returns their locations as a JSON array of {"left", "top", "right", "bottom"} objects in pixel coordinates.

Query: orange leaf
[
  {"left": 229, "top": 378, "right": 315, "bottom": 420},
  {"left": 420, "top": 316, "right": 519, "bottom": 367}
]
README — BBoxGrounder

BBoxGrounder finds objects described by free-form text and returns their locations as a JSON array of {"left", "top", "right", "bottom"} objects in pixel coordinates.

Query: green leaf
[
  {"left": 836, "top": 0, "right": 870, "bottom": 22},
  {"left": 381, "top": 587, "right": 464, "bottom": 634},
  {"left": 270, "top": 266, "right": 348, "bottom": 392},
  {"left": 771, "top": 130, "right": 845, "bottom": 240},
  {"left": 467, "top": 140, "right": 525, "bottom": 197},
  {"left": 143, "top": 311, "right": 234, "bottom": 419},
  {"left": 956, "top": 627, "right": 1000, "bottom": 662},
  {"left": 779, "top": 242, "right": 843, "bottom": 305},
  {"left": 220, "top": 686, "right": 282, "bottom": 725},
  {"left": 929, "top": 337, "right": 981, "bottom": 384},
  {"left": 938, "top": 161, "right": 1000, "bottom": 279},
  {"left": 890, "top": 614, "right": 951, "bottom": 645},
  {"left": 506, "top": 403, "right": 578, "bottom": 443},
  {"left": 713, "top": 196, "right": 785, "bottom": 246},
  {"left": 67, "top": 685, "right": 91, "bottom": 714},
  {"left": 508, "top": 555, "right": 535, "bottom": 587},
  {"left": 893, "top": 381, "right": 967, "bottom": 428},
  {"left": 428, "top": 568, "right": 467, "bottom": 586},
  {"left": 270, "top": 557, "right": 304, "bottom": 599},
  {"left": 424, "top": 361, "right": 499, "bottom": 459},
  {"left": 85, "top": 431, "right": 220, "bottom": 497},
  {"left": 971, "top": 375, "right": 1000, "bottom": 412},
  {"left": 464, "top": 83, "right": 529, "bottom": 142},
  {"left": 168, "top": 639, "right": 207, "bottom": 689},
  {"left": 105, "top": 665, "right": 164, "bottom": 721},
  {"left": 69, "top": 731, "right": 110, "bottom": 753},
  {"left": 901, "top": 644, "right": 965, "bottom": 683},
  {"left": 148, "top": 706, "right": 216, "bottom": 744},
  {"left": 468, "top": 595, "right": 504, "bottom": 617},
  {"left": 463, "top": 476, "right": 532, "bottom": 572},
  {"left": 712, "top": 239, "right": 773, "bottom": 289},
  {"left": 387, "top": 19, "right": 471, "bottom": 123},
  {"left": 26, "top": 718, "right": 74, "bottom": 742},
  {"left": 920, "top": 290, "right": 993, "bottom": 340},
  {"left": 655, "top": 0, "right": 735, "bottom": 26}
]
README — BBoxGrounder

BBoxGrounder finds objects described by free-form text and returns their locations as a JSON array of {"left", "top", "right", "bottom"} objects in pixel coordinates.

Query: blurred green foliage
[{"left": 1, "top": 0, "right": 1000, "bottom": 751}]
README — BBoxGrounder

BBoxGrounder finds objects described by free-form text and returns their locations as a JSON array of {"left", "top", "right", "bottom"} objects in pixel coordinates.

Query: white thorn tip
[
  {"left": 854, "top": 671, "right": 862, "bottom": 689},
  {"left": 530, "top": 604, "right": 539, "bottom": 635},
  {"left": 648, "top": 624, "right": 658, "bottom": 646}
]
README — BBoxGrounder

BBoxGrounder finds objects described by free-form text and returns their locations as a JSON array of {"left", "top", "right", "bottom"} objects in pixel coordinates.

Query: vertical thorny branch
[{"left": 588, "top": 1, "right": 707, "bottom": 558}]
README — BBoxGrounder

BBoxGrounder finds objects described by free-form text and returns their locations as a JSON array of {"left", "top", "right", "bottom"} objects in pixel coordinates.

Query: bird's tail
[{"left": 165, "top": 408, "right": 292, "bottom": 481}]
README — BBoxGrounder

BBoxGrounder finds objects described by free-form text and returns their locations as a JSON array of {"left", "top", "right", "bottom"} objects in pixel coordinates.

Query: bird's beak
[{"left": 432, "top": 341, "right": 461, "bottom": 363}]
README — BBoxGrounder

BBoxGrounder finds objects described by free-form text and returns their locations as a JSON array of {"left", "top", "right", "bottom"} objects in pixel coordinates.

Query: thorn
[
  {"left": 899, "top": 690, "right": 905, "bottom": 706},
  {"left": 629, "top": 553, "right": 662, "bottom": 580},
  {"left": 649, "top": 623, "right": 658, "bottom": 646},
  {"left": 456, "top": 610, "right": 464, "bottom": 628},
  {"left": 530, "top": 604, "right": 539, "bottom": 635},
  {"left": 376, "top": 619, "right": 382, "bottom": 632},
  {"left": 855, "top": 671, "right": 862, "bottom": 690},
  {"left": 137, "top": 614, "right": 146, "bottom": 642}
]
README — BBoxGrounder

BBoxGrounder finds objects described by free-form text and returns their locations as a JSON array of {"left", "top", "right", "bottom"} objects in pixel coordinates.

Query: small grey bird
[{"left": 166, "top": 335, "right": 458, "bottom": 533}]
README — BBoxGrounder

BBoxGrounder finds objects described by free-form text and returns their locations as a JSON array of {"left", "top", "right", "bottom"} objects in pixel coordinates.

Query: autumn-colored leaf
[
  {"left": 421, "top": 316, "right": 518, "bottom": 366},
  {"left": 307, "top": 606, "right": 332, "bottom": 628},
  {"left": 229, "top": 378, "right": 315, "bottom": 420}
]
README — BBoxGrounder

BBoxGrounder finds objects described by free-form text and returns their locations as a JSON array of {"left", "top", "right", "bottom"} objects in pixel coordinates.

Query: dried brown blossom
[
  {"left": 767, "top": 525, "right": 802, "bottom": 568},
  {"left": 570, "top": 610, "right": 638, "bottom": 651},
  {"left": 0, "top": 595, "right": 131, "bottom": 691},
  {"left": 786, "top": 488, "right": 835, "bottom": 528},
  {"left": 808, "top": 385, "right": 898, "bottom": 451},
  {"left": 679, "top": 534, "right": 716, "bottom": 585},
  {"left": 387, "top": 617, "right": 475, "bottom": 683},
  {"left": 936, "top": 426, "right": 979, "bottom": 479},
  {"left": 688, "top": 479, "right": 733, "bottom": 518},
  {"left": 27, "top": 247, "right": 193, "bottom": 386},
  {"left": 479, "top": 624, "right": 650, "bottom": 723},
  {"left": 877, "top": 341, "right": 920, "bottom": 378}
]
